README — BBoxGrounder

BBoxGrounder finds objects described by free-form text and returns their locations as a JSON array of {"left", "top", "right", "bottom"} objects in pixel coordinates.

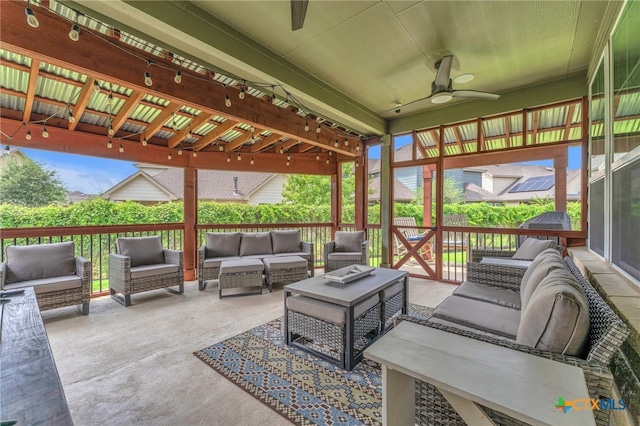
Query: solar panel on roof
[{"left": 508, "top": 175, "right": 555, "bottom": 193}]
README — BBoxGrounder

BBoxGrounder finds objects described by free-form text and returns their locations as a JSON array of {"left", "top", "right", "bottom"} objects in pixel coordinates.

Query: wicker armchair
[
  {"left": 397, "top": 256, "right": 629, "bottom": 426},
  {"left": 109, "top": 236, "right": 184, "bottom": 307},
  {"left": 323, "top": 230, "right": 369, "bottom": 272},
  {"left": 1, "top": 242, "right": 90, "bottom": 314}
]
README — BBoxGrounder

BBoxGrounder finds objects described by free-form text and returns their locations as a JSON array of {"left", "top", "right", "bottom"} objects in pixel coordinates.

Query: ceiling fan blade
[
  {"left": 291, "top": 0, "right": 309, "bottom": 31},
  {"left": 434, "top": 55, "right": 453, "bottom": 88},
  {"left": 452, "top": 90, "right": 500, "bottom": 100},
  {"left": 385, "top": 95, "right": 433, "bottom": 113}
]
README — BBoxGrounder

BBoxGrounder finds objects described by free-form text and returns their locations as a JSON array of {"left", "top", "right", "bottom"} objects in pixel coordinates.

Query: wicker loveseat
[
  {"left": 109, "top": 236, "right": 184, "bottom": 307},
  {"left": 197, "top": 230, "right": 314, "bottom": 290},
  {"left": 0, "top": 242, "right": 90, "bottom": 314},
  {"left": 398, "top": 250, "right": 630, "bottom": 426}
]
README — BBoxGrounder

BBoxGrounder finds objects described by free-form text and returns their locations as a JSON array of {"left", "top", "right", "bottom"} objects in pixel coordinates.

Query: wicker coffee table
[{"left": 284, "top": 267, "right": 408, "bottom": 370}]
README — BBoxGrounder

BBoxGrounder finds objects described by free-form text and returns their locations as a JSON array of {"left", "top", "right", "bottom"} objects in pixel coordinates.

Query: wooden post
[
  {"left": 354, "top": 158, "right": 366, "bottom": 230},
  {"left": 422, "top": 165, "right": 433, "bottom": 227},
  {"left": 183, "top": 167, "right": 197, "bottom": 280},
  {"left": 331, "top": 173, "right": 339, "bottom": 237},
  {"left": 554, "top": 150, "right": 568, "bottom": 212},
  {"left": 380, "top": 135, "right": 392, "bottom": 268}
]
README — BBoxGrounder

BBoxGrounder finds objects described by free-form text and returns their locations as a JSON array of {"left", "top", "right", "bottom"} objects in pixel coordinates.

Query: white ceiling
[{"left": 76, "top": 0, "right": 611, "bottom": 135}]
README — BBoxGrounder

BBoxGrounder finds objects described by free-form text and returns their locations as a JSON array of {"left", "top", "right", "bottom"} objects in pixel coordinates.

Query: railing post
[{"left": 183, "top": 167, "right": 197, "bottom": 280}]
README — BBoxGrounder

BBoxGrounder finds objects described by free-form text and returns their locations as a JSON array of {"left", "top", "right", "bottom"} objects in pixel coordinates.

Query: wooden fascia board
[
  {"left": 22, "top": 59, "right": 40, "bottom": 123},
  {"left": 0, "top": 2, "right": 356, "bottom": 154},
  {"left": 167, "top": 112, "right": 213, "bottom": 148}
]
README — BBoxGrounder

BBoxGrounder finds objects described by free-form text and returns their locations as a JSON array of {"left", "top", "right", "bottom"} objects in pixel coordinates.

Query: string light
[
  {"left": 25, "top": 1, "right": 39, "bottom": 28},
  {"left": 344, "top": 139, "right": 349, "bottom": 146},
  {"left": 108, "top": 124, "right": 114, "bottom": 136},
  {"left": 326, "top": 158, "right": 330, "bottom": 164},
  {"left": 225, "top": 93, "right": 232, "bottom": 108},
  {"left": 25, "top": 130, "right": 32, "bottom": 140},
  {"left": 93, "top": 80, "right": 100, "bottom": 94},
  {"left": 118, "top": 143, "right": 124, "bottom": 153},
  {"left": 69, "top": 23, "right": 80, "bottom": 41},
  {"left": 174, "top": 70, "right": 182, "bottom": 84},
  {"left": 167, "top": 151, "right": 172, "bottom": 160},
  {"left": 334, "top": 138, "right": 339, "bottom": 147},
  {"left": 106, "top": 139, "right": 112, "bottom": 149},
  {"left": 250, "top": 156, "right": 254, "bottom": 165},
  {"left": 142, "top": 136, "right": 148, "bottom": 146},
  {"left": 237, "top": 153, "right": 242, "bottom": 161},
  {"left": 316, "top": 153, "right": 320, "bottom": 160},
  {"left": 286, "top": 160, "right": 290, "bottom": 166},
  {"left": 329, "top": 151, "right": 333, "bottom": 156},
  {"left": 42, "top": 125, "right": 49, "bottom": 138},
  {"left": 192, "top": 150, "right": 197, "bottom": 157},
  {"left": 178, "top": 145, "right": 183, "bottom": 155},
  {"left": 287, "top": 154, "right": 291, "bottom": 161},
  {"left": 107, "top": 92, "right": 113, "bottom": 105},
  {"left": 316, "top": 124, "right": 321, "bottom": 134},
  {"left": 3, "top": 145, "right": 10, "bottom": 155},
  {"left": 171, "top": 114, "right": 178, "bottom": 131},
  {"left": 304, "top": 120, "right": 309, "bottom": 132},
  {"left": 279, "top": 148, "right": 284, "bottom": 154},
  {"left": 144, "top": 71, "right": 152, "bottom": 87},
  {"left": 67, "top": 107, "right": 75, "bottom": 123},
  {"left": 226, "top": 155, "right": 231, "bottom": 162},
  {"left": 239, "top": 85, "right": 245, "bottom": 99},
  {"left": 282, "top": 96, "right": 289, "bottom": 109},
  {"left": 356, "top": 144, "right": 360, "bottom": 151},
  {"left": 218, "top": 144, "right": 224, "bottom": 151},
  {"left": 187, "top": 126, "right": 192, "bottom": 139}
]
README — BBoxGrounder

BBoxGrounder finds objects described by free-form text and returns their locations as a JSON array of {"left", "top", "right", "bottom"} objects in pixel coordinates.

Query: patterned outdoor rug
[{"left": 194, "top": 304, "right": 434, "bottom": 426}]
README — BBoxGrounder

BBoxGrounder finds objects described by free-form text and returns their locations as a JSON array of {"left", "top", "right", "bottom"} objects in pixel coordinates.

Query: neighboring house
[
  {"left": 368, "top": 177, "right": 414, "bottom": 203},
  {"left": 66, "top": 191, "right": 97, "bottom": 204},
  {"left": 102, "top": 164, "right": 286, "bottom": 205}
]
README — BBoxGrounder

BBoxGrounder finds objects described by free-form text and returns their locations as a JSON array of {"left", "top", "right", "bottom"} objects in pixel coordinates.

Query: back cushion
[
  {"left": 520, "top": 249, "right": 563, "bottom": 303},
  {"left": 513, "top": 238, "right": 558, "bottom": 260},
  {"left": 516, "top": 268, "right": 590, "bottom": 356},
  {"left": 206, "top": 232, "right": 241, "bottom": 257},
  {"left": 334, "top": 231, "right": 365, "bottom": 252},
  {"left": 5, "top": 242, "right": 76, "bottom": 283},
  {"left": 271, "top": 230, "right": 301, "bottom": 253},
  {"left": 117, "top": 236, "right": 164, "bottom": 267},
  {"left": 520, "top": 253, "right": 566, "bottom": 310},
  {"left": 239, "top": 232, "right": 273, "bottom": 256}
]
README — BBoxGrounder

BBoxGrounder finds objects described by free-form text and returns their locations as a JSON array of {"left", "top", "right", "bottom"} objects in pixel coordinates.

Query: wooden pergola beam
[
  {"left": 224, "top": 127, "right": 265, "bottom": 152},
  {"left": 22, "top": 59, "right": 40, "bottom": 123},
  {"left": 250, "top": 133, "right": 282, "bottom": 152},
  {"left": 141, "top": 102, "right": 181, "bottom": 142},
  {"left": 191, "top": 120, "right": 238, "bottom": 151},
  {"left": 167, "top": 112, "right": 213, "bottom": 149},
  {"left": 278, "top": 139, "right": 300, "bottom": 152},
  {"left": 112, "top": 91, "right": 143, "bottom": 134},
  {"left": 69, "top": 78, "right": 94, "bottom": 131}
]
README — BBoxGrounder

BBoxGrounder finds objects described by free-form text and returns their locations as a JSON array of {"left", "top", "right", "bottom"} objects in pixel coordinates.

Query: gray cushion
[
  {"left": 286, "top": 293, "right": 379, "bottom": 325},
  {"left": 3, "top": 275, "right": 82, "bottom": 293},
  {"left": 130, "top": 264, "right": 178, "bottom": 279},
  {"left": 432, "top": 295, "right": 521, "bottom": 339},
  {"left": 220, "top": 258, "right": 264, "bottom": 274},
  {"left": 206, "top": 232, "right": 241, "bottom": 257},
  {"left": 242, "top": 254, "right": 277, "bottom": 261},
  {"left": 453, "top": 281, "right": 522, "bottom": 310},
  {"left": 327, "top": 252, "right": 363, "bottom": 261},
  {"left": 239, "top": 232, "right": 273, "bottom": 256},
  {"left": 5, "top": 242, "right": 76, "bottom": 284},
  {"left": 334, "top": 231, "right": 365, "bottom": 252},
  {"left": 271, "top": 230, "right": 301, "bottom": 253},
  {"left": 117, "top": 237, "right": 164, "bottom": 267},
  {"left": 380, "top": 280, "right": 404, "bottom": 299},
  {"left": 513, "top": 238, "right": 558, "bottom": 260},
  {"left": 520, "top": 252, "right": 566, "bottom": 310},
  {"left": 263, "top": 256, "right": 307, "bottom": 270},
  {"left": 516, "top": 268, "right": 590, "bottom": 356},
  {"left": 427, "top": 317, "right": 514, "bottom": 342},
  {"left": 202, "top": 256, "right": 241, "bottom": 269},
  {"left": 275, "top": 252, "right": 310, "bottom": 260}
]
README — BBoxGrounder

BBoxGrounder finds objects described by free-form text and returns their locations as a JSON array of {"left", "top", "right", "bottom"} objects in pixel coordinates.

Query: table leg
[
  {"left": 381, "top": 365, "right": 414, "bottom": 426},
  {"left": 439, "top": 388, "right": 496, "bottom": 426},
  {"left": 284, "top": 290, "right": 291, "bottom": 345},
  {"left": 345, "top": 305, "right": 354, "bottom": 370}
]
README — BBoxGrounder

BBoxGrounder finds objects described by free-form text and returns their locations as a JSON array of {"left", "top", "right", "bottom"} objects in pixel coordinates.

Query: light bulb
[
  {"left": 225, "top": 94, "right": 231, "bottom": 108},
  {"left": 68, "top": 110, "right": 75, "bottom": 123},
  {"left": 192, "top": 151, "right": 197, "bottom": 157},
  {"left": 118, "top": 144, "right": 124, "bottom": 153},
  {"left": 25, "top": 130, "right": 32, "bottom": 140},
  {"left": 356, "top": 144, "right": 360, "bottom": 151},
  {"left": 168, "top": 152, "right": 172, "bottom": 160},
  {"left": 144, "top": 71, "right": 152, "bottom": 87},
  {"left": 25, "top": 6, "right": 39, "bottom": 28},
  {"left": 356, "top": 160, "right": 359, "bottom": 167},
  {"left": 142, "top": 137, "right": 148, "bottom": 146},
  {"left": 250, "top": 157, "right": 254, "bottom": 165},
  {"left": 282, "top": 99, "right": 289, "bottom": 108},
  {"left": 107, "top": 93, "right": 113, "bottom": 104},
  {"left": 286, "top": 161, "right": 290, "bottom": 166},
  {"left": 326, "top": 158, "right": 330, "bottom": 164},
  {"left": 42, "top": 126, "right": 49, "bottom": 138},
  {"left": 226, "top": 156, "right": 231, "bottom": 163},
  {"left": 218, "top": 144, "right": 224, "bottom": 151},
  {"left": 272, "top": 95, "right": 278, "bottom": 105},
  {"left": 316, "top": 126, "right": 321, "bottom": 134},
  {"left": 237, "top": 153, "right": 241, "bottom": 161},
  {"left": 108, "top": 125, "right": 114, "bottom": 136},
  {"left": 316, "top": 153, "right": 320, "bottom": 160},
  {"left": 187, "top": 128, "right": 192, "bottom": 139},
  {"left": 239, "top": 88, "right": 245, "bottom": 99},
  {"left": 178, "top": 146, "right": 183, "bottom": 155},
  {"left": 305, "top": 121, "right": 309, "bottom": 132},
  {"left": 334, "top": 141, "right": 339, "bottom": 147},
  {"left": 174, "top": 70, "right": 182, "bottom": 84},
  {"left": 287, "top": 154, "right": 291, "bottom": 161},
  {"left": 279, "top": 148, "right": 284, "bottom": 154},
  {"left": 344, "top": 139, "right": 349, "bottom": 146},
  {"left": 93, "top": 81, "right": 101, "bottom": 93},
  {"left": 329, "top": 151, "right": 333, "bottom": 156},
  {"left": 107, "top": 140, "right": 113, "bottom": 149},
  {"left": 3, "top": 145, "right": 10, "bottom": 155},
  {"left": 69, "top": 23, "right": 80, "bottom": 41}
]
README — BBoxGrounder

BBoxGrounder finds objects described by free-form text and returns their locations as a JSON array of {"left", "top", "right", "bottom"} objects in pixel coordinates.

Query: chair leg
[
  {"left": 110, "top": 288, "right": 131, "bottom": 307},
  {"left": 199, "top": 280, "right": 207, "bottom": 291},
  {"left": 81, "top": 302, "right": 90, "bottom": 315}
]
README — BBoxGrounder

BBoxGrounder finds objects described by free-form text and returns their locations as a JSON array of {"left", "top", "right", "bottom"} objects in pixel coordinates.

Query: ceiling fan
[
  {"left": 291, "top": 0, "right": 309, "bottom": 31},
  {"left": 390, "top": 55, "right": 500, "bottom": 113}
]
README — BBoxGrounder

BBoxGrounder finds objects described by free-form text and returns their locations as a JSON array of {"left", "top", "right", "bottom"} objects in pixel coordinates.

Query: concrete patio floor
[{"left": 41, "top": 273, "right": 457, "bottom": 426}]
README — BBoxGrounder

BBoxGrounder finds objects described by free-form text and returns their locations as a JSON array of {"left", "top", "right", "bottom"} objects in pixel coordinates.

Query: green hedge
[{"left": 0, "top": 198, "right": 580, "bottom": 230}]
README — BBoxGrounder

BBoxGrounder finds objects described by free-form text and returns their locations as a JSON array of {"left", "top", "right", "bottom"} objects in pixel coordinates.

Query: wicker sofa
[
  {"left": 0, "top": 242, "right": 90, "bottom": 314},
  {"left": 198, "top": 230, "right": 314, "bottom": 290},
  {"left": 398, "top": 250, "right": 630, "bottom": 426},
  {"left": 109, "top": 236, "right": 184, "bottom": 307}
]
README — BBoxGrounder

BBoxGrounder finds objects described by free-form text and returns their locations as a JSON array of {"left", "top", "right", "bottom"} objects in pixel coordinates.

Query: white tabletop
[{"left": 364, "top": 321, "right": 595, "bottom": 426}]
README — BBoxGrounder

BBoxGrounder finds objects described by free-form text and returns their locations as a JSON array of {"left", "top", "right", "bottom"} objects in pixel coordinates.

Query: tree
[
  {"left": 282, "top": 174, "right": 332, "bottom": 205},
  {"left": 0, "top": 157, "right": 67, "bottom": 206},
  {"left": 412, "top": 176, "right": 464, "bottom": 205}
]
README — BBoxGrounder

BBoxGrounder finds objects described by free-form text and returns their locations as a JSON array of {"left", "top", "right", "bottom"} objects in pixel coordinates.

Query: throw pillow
[
  {"left": 334, "top": 231, "right": 365, "bottom": 252},
  {"left": 206, "top": 232, "right": 241, "bottom": 257},
  {"left": 239, "top": 232, "right": 273, "bottom": 256},
  {"left": 271, "top": 230, "right": 301, "bottom": 253},
  {"left": 513, "top": 238, "right": 558, "bottom": 260},
  {"left": 5, "top": 242, "right": 76, "bottom": 283},
  {"left": 117, "top": 236, "right": 165, "bottom": 267}
]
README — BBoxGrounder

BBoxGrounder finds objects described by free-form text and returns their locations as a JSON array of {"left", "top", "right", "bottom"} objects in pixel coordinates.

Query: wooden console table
[
  {"left": 364, "top": 321, "right": 596, "bottom": 426},
  {"left": 0, "top": 287, "right": 73, "bottom": 425}
]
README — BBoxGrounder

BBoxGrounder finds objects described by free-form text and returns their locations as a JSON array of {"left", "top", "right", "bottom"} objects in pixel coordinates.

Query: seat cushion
[
  {"left": 453, "top": 281, "right": 522, "bottom": 310},
  {"left": 512, "top": 238, "right": 558, "bottom": 260},
  {"left": 432, "top": 295, "right": 521, "bottom": 339},
  {"left": 275, "top": 252, "right": 310, "bottom": 260},
  {"left": 5, "top": 242, "right": 76, "bottom": 284},
  {"left": 242, "top": 254, "right": 277, "bottom": 261},
  {"left": 271, "top": 230, "right": 301, "bottom": 253},
  {"left": 130, "top": 264, "right": 178, "bottom": 280},
  {"left": 202, "top": 256, "right": 241, "bottom": 269},
  {"left": 117, "top": 237, "right": 164, "bottom": 267},
  {"left": 327, "top": 252, "right": 363, "bottom": 261},
  {"left": 286, "top": 293, "right": 379, "bottom": 325},
  {"left": 516, "top": 268, "right": 590, "bottom": 356},
  {"left": 263, "top": 256, "right": 307, "bottom": 270},
  {"left": 220, "top": 258, "right": 265, "bottom": 274},
  {"left": 520, "top": 251, "right": 566, "bottom": 311},
  {"left": 239, "top": 232, "right": 273, "bottom": 256},
  {"left": 427, "top": 317, "right": 514, "bottom": 342},
  {"left": 3, "top": 275, "right": 82, "bottom": 294},
  {"left": 206, "top": 232, "right": 241, "bottom": 257},
  {"left": 334, "top": 231, "right": 365, "bottom": 252}
]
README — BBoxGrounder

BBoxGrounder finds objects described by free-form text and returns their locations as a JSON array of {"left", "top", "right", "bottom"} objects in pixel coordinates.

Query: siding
[
  {"left": 444, "top": 169, "right": 464, "bottom": 192},
  {"left": 463, "top": 170, "right": 482, "bottom": 188},
  {"left": 394, "top": 167, "right": 422, "bottom": 192},
  {"left": 248, "top": 174, "right": 287, "bottom": 205},
  {"left": 567, "top": 173, "right": 582, "bottom": 196},
  {"left": 105, "top": 175, "right": 174, "bottom": 202},
  {"left": 493, "top": 176, "right": 518, "bottom": 194}
]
